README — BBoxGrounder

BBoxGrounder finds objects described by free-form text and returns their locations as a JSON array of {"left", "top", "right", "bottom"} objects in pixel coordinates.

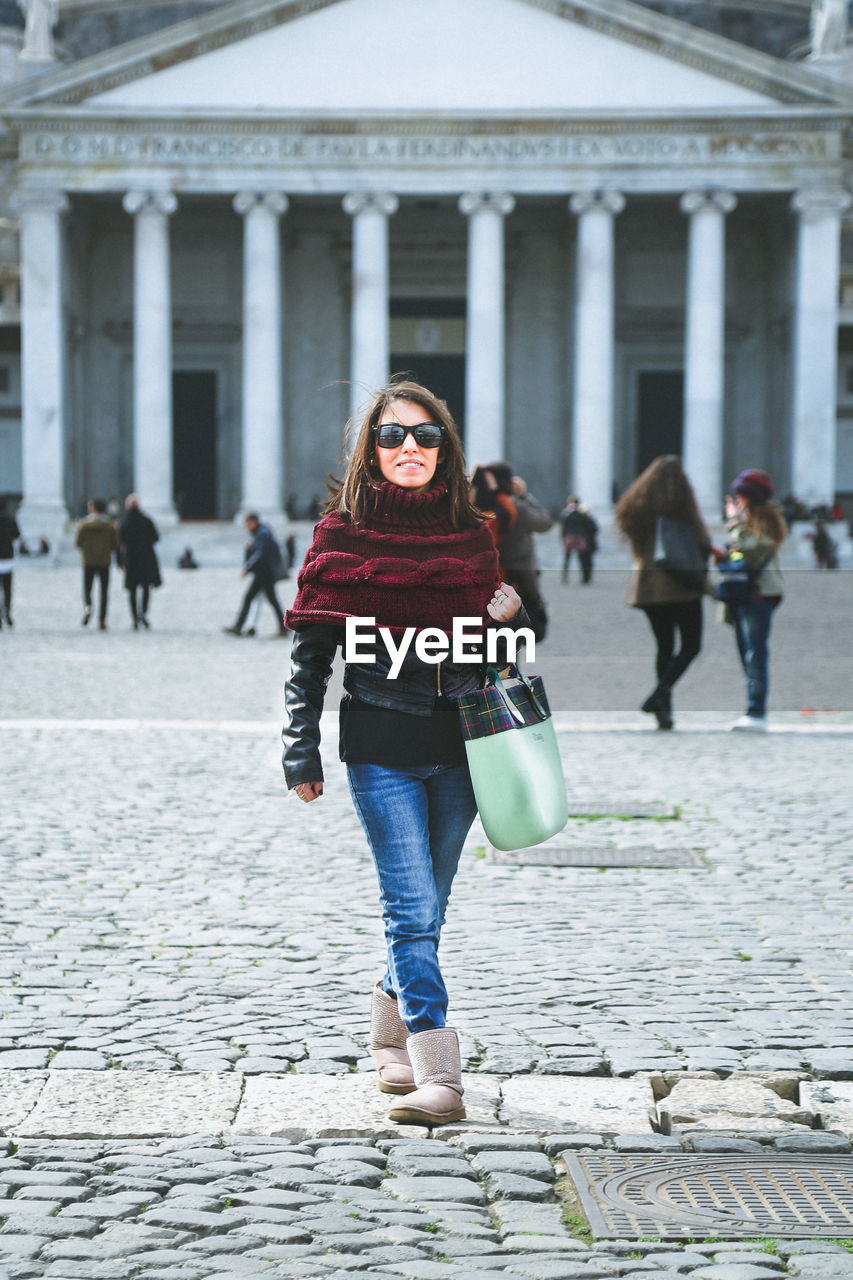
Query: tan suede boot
[
  {"left": 387, "top": 1027, "right": 466, "bottom": 1127},
  {"left": 369, "top": 983, "right": 415, "bottom": 1095}
]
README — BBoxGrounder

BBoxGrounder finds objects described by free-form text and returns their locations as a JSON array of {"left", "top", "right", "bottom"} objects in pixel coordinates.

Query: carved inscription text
[{"left": 22, "top": 128, "right": 838, "bottom": 168}]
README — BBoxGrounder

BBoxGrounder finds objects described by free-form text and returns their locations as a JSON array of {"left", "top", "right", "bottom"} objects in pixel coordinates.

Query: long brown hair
[
  {"left": 741, "top": 501, "right": 787, "bottom": 545},
  {"left": 325, "top": 379, "right": 482, "bottom": 528},
  {"left": 614, "top": 455, "right": 709, "bottom": 553}
]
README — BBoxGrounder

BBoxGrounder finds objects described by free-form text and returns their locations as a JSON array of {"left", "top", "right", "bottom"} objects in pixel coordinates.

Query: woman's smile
[{"left": 395, "top": 452, "right": 427, "bottom": 475}]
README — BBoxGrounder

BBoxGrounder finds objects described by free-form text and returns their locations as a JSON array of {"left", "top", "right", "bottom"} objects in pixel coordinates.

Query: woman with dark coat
[
  {"left": 119, "top": 494, "right": 161, "bottom": 630},
  {"left": 614, "top": 455, "right": 710, "bottom": 730}
]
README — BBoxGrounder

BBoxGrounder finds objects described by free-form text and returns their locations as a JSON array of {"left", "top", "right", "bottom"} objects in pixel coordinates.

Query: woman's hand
[
  {"left": 487, "top": 582, "right": 522, "bottom": 622},
  {"left": 293, "top": 781, "right": 323, "bottom": 803}
]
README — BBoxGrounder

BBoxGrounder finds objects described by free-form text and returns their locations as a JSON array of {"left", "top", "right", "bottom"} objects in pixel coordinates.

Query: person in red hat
[{"left": 713, "top": 469, "right": 787, "bottom": 731}]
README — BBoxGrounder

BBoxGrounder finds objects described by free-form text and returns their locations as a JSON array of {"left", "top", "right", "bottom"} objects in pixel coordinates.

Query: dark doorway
[
  {"left": 389, "top": 355, "right": 466, "bottom": 440},
  {"left": 173, "top": 370, "right": 218, "bottom": 518},
  {"left": 636, "top": 370, "right": 684, "bottom": 475}
]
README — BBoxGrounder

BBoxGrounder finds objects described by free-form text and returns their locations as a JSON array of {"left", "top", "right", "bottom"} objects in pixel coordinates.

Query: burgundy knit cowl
[{"left": 285, "top": 481, "right": 500, "bottom": 635}]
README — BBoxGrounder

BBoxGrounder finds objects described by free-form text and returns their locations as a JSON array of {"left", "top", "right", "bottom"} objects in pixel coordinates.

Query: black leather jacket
[{"left": 282, "top": 610, "right": 531, "bottom": 788}]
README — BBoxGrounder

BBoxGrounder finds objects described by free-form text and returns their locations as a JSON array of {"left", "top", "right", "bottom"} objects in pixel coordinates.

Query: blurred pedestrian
[
  {"left": 578, "top": 504, "right": 598, "bottom": 578},
  {"left": 489, "top": 463, "right": 552, "bottom": 642},
  {"left": 614, "top": 455, "right": 710, "bottom": 730},
  {"left": 223, "top": 512, "right": 288, "bottom": 637},
  {"left": 712, "top": 469, "right": 786, "bottom": 732},
  {"left": 75, "top": 498, "right": 120, "bottom": 630},
  {"left": 0, "top": 499, "right": 20, "bottom": 628},
  {"left": 178, "top": 547, "right": 199, "bottom": 570},
  {"left": 470, "top": 465, "right": 516, "bottom": 545},
  {"left": 18, "top": 535, "right": 50, "bottom": 557},
  {"left": 810, "top": 519, "right": 837, "bottom": 570},
  {"left": 559, "top": 495, "right": 597, "bottom": 584},
  {"left": 118, "top": 494, "right": 161, "bottom": 630}
]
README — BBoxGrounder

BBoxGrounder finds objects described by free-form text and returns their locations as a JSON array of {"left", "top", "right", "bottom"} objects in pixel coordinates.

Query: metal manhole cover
[
  {"left": 488, "top": 846, "right": 705, "bottom": 868},
  {"left": 563, "top": 1153, "right": 853, "bottom": 1240}
]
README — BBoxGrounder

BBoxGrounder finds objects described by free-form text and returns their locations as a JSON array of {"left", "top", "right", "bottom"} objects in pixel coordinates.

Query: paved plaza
[{"left": 1, "top": 557, "right": 852, "bottom": 1279}]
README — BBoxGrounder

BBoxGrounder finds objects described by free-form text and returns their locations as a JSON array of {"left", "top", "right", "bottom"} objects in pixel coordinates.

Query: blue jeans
[
  {"left": 733, "top": 596, "right": 779, "bottom": 718},
  {"left": 347, "top": 762, "right": 477, "bottom": 1034}
]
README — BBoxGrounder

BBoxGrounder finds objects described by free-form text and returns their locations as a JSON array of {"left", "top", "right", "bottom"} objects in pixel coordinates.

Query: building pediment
[{"left": 2, "top": 0, "right": 849, "bottom": 116}]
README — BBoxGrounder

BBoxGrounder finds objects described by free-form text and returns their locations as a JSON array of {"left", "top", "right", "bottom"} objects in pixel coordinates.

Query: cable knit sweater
[{"left": 285, "top": 481, "right": 500, "bottom": 635}]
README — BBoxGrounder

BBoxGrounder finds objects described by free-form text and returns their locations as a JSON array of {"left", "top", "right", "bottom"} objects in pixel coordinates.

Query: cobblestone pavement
[{"left": 0, "top": 566, "right": 852, "bottom": 1278}]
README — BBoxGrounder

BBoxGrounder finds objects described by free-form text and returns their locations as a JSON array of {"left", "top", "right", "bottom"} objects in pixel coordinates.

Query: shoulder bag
[
  {"left": 653, "top": 516, "right": 707, "bottom": 591},
  {"left": 714, "top": 553, "right": 772, "bottom": 606},
  {"left": 456, "top": 666, "right": 568, "bottom": 851}
]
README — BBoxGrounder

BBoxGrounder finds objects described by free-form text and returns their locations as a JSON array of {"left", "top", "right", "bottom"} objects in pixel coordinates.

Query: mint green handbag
[{"left": 456, "top": 667, "right": 569, "bottom": 851}]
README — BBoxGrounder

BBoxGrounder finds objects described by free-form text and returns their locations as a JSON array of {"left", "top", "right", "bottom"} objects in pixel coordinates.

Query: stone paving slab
[
  {"left": 658, "top": 1078, "right": 815, "bottom": 1138},
  {"left": 499, "top": 1077, "right": 655, "bottom": 1134},
  {"left": 0, "top": 1072, "right": 45, "bottom": 1130},
  {"left": 800, "top": 1081, "right": 853, "bottom": 1137},
  {"left": 233, "top": 1072, "right": 500, "bottom": 1138},
  {"left": 0, "top": 1072, "right": 667, "bottom": 1142},
  {"left": 12, "top": 1070, "right": 242, "bottom": 1138},
  {"left": 1, "top": 1071, "right": 508, "bottom": 1142},
  {"left": 5, "top": 1065, "right": 850, "bottom": 1147},
  {"left": 675, "top": 1115, "right": 810, "bottom": 1138}
]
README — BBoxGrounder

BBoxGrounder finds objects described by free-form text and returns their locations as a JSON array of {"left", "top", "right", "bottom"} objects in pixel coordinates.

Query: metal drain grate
[
  {"left": 487, "top": 846, "right": 705, "bottom": 868},
  {"left": 563, "top": 1153, "right": 853, "bottom": 1240},
  {"left": 566, "top": 801, "right": 678, "bottom": 819}
]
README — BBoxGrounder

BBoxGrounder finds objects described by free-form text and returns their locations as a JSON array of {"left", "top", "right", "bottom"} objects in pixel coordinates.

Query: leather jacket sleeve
[{"left": 282, "top": 624, "right": 341, "bottom": 788}]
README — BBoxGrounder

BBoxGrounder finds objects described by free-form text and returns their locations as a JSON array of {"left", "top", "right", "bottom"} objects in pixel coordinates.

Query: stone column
[
  {"left": 458, "top": 192, "right": 515, "bottom": 463},
  {"left": 342, "top": 191, "right": 398, "bottom": 418},
  {"left": 569, "top": 191, "right": 625, "bottom": 511},
  {"left": 680, "top": 190, "right": 737, "bottom": 516},
  {"left": 12, "top": 188, "right": 70, "bottom": 541},
  {"left": 791, "top": 189, "right": 851, "bottom": 507},
  {"left": 233, "top": 191, "right": 288, "bottom": 523},
  {"left": 122, "top": 190, "right": 178, "bottom": 525}
]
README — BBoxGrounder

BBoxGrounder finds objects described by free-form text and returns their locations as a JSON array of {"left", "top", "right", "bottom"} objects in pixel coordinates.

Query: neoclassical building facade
[{"left": 1, "top": 0, "right": 853, "bottom": 531}]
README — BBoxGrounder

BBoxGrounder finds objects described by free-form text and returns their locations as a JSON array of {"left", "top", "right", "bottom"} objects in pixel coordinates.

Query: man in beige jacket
[{"left": 75, "top": 498, "right": 120, "bottom": 630}]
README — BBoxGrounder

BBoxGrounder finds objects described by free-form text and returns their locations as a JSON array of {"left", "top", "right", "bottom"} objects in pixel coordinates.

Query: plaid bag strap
[
  {"left": 487, "top": 667, "right": 525, "bottom": 725},
  {"left": 486, "top": 665, "right": 549, "bottom": 724}
]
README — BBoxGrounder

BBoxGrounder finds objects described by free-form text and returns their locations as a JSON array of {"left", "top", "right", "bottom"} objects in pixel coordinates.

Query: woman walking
[
  {"left": 614, "top": 455, "right": 710, "bottom": 730},
  {"left": 282, "top": 380, "right": 525, "bottom": 1127},
  {"left": 118, "top": 494, "right": 161, "bottom": 630},
  {"left": 714, "top": 469, "right": 786, "bottom": 731}
]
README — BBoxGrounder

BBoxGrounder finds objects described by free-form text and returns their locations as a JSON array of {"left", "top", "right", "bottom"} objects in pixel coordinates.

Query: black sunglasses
[{"left": 373, "top": 422, "right": 445, "bottom": 449}]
